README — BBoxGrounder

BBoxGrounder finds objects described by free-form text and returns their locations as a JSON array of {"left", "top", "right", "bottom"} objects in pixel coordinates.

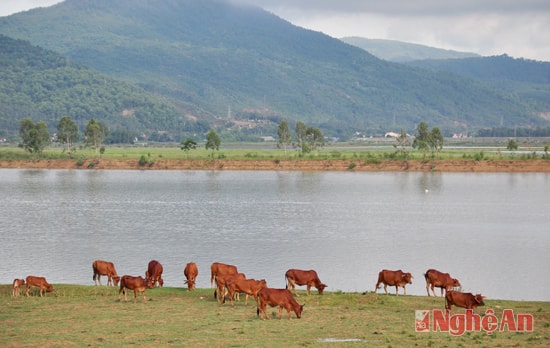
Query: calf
[
  {"left": 118, "top": 275, "right": 154, "bottom": 303},
  {"left": 92, "top": 260, "right": 120, "bottom": 286},
  {"left": 184, "top": 262, "right": 199, "bottom": 291},
  {"left": 12, "top": 278, "right": 25, "bottom": 297},
  {"left": 210, "top": 262, "right": 238, "bottom": 288},
  {"left": 424, "top": 269, "right": 461, "bottom": 297},
  {"left": 225, "top": 278, "right": 267, "bottom": 307},
  {"left": 257, "top": 288, "right": 304, "bottom": 320},
  {"left": 214, "top": 273, "right": 246, "bottom": 303},
  {"left": 25, "top": 276, "right": 54, "bottom": 297},
  {"left": 146, "top": 260, "right": 164, "bottom": 287},
  {"left": 445, "top": 290, "right": 485, "bottom": 310},
  {"left": 375, "top": 269, "right": 413, "bottom": 296},
  {"left": 285, "top": 269, "right": 327, "bottom": 296}
]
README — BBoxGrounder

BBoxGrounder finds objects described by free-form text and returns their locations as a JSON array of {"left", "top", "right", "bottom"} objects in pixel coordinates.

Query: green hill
[{"left": 1, "top": 0, "right": 548, "bottom": 139}]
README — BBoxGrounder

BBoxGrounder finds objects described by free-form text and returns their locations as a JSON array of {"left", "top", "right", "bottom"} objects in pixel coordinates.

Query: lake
[{"left": 1, "top": 169, "right": 548, "bottom": 301}]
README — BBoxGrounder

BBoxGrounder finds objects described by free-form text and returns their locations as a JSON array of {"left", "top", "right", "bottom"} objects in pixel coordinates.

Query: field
[
  {"left": 1, "top": 285, "right": 549, "bottom": 347},
  {"left": 1, "top": 141, "right": 550, "bottom": 172}
]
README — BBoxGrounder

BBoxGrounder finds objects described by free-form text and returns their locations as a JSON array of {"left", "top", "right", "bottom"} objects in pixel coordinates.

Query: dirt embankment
[{"left": 1, "top": 158, "right": 550, "bottom": 172}]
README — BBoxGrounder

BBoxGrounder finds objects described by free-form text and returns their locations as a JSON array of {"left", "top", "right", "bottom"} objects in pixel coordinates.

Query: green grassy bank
[{"left": 1, "top": 285, "right": 548, "bottom": 347}]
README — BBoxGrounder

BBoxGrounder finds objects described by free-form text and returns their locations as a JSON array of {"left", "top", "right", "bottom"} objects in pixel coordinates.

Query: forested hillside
[
  {"left": 1, "top": 0, "right": 548, "bottom": 140},
  {"left": 0, "top": 35, "right": 193, "bottom": 141}
]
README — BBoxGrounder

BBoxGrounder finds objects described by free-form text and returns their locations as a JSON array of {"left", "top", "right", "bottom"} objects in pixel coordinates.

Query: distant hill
[
  {"left": 340, "top": 37, "right": 480, "bottom": 62},
  {"left": 0, "top": 0, "right": 548, "bottom": 140}
]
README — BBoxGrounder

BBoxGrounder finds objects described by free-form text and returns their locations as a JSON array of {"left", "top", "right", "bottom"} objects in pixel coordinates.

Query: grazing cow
[
  {"left": 375, "top": 269, "right": 414, "bottom": 296},
  {"left": 225, "top": 278, "right": 267, "bottom": 307},
  {"left": 146, "top": 260, "right": 164, "bottom": 287},
  {"left": 118, "top": 275, "right": 154, "bottom": 303},
  {"left": 445, "top": 291, "right": 485, "bottom": 310},
  {"left": 184, "top": 262, "right": 199, "bottom": 291},
  {"left": 424, "top": 269, "right": 461, "bottom": 297},
  {"left": 214, "top": 273, "right": 246, "bottom": 303},
  {"left": 257, "top": 288, "right": 304, "bottom": 320},
  {"left": 25, "top": 276, "right": 54, "bottom": 297},
  {"left": 92, "top": 260, "right": 120, "bottom": 286},
  {"left": 210, "top": 262, "right": 238, "bottom": 288},
  {"left": 12, "top": 278, "right": 25, "bottom": 297},
  {"left": 285, "top": 269, "right": 327, "bottom": 296}
]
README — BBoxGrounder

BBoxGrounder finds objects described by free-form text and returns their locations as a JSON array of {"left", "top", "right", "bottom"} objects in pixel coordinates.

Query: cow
[
  {"left": 210, "top": 262, "right": 238, "bottom": 288},
  {"left": 145, "top": 260, "right": 164, "bottom": 287},
  {"left": 374, "top": 269, "right": 413, "bottom": 296},
  {"left": 285, "top": 269, "right": 327, "bottom": 296},
  {"left": 92, "top": 260, "right": 120, "bottom": 286},
  {"left": 184, "top": 262, "right": 199, "bottom": 291},
  {"left": 424, "top": 269, "right": 461, "bottom": 297},
  {"left": 214, "top": 273, "right": 246, "bottom": 303},
  {"left": 225, "top": 278, "right": 267, "bottom": 307},
  {"left": 118, "top": 275, "right": 154, "bottom": 303},
  {"left": 445, "top": 290, "right": 485, "bottom": 310},
  {"left": 12, "top": 278, "right": 25, "bottom": 297},
  {"left": 25, "top": 276, "right": 54, "bottom": 297},
  {"left": 257, "top": 288, "right": 304, "bottom": 320}
]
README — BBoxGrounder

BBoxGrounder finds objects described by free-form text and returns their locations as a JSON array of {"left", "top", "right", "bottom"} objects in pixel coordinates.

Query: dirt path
[{"left": 2, "top": 158, "right": 549, "bottom": 172}]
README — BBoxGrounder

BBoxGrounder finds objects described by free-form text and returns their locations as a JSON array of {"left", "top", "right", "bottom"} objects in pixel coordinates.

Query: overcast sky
[{"left": 1, "top": 0, "right": 549, "bottom": 61}]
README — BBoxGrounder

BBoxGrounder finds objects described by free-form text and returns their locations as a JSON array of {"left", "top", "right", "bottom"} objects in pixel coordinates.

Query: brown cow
[
  {"left": 210, "top": 262, "right": 238, "bottom": 288},
  {"left": 146, "top": 260, "right": 164, "bottom": 287},
  {"left": 184, "top": 262, "right": 199, "bottom": 291},
  {"left": 12, "top": 278, "right": 25, "bottom": 297},
  {"left": 285, "top": 269, "right": 327, "bottom": 296},
  {"left": 375, "top": 269, "right": 413, "bottom": 296},
  {"left": 25, "top": 276, "right": 54, "bottom": 297},
  {"left": 257, "top": 288, "right": 304, "bottom": 320},
  {"left": 118, "top": 275, "right": 154, "bottom": 303},
  {"left": 225, "top": 278, "right": 267, "bottom": 307},
  {"left": 214, "top": 273, "right": 246, "bottom": 303},
  {"left": 445, "top": 290, "right": 485, "bottom": 310},
  {"left": 424, "top": 269, "right": 461, "bottom": 297},
  {"left": 92, "top": 260, "right": 120, "bottom": 286}
]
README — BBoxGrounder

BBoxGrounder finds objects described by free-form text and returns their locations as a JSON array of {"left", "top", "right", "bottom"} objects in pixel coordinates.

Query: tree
[
  {"left": 413, "top": 121, "right": 432, "bottom": 160},
  {"left": 393, "top": 129, "right": 410, "bottom": 159},
  {"left": 181, "top": 138, "right": 198, "bottom": 158},
  {"left": 57, "top": 115, "right": 78, "bottom": 155},
  {"left": 295, "top": 121, "right": 307, "bottom": 153},
  {"left": 205, "top": 129, "right": 221, "bottom": 157},
  {"left": 19, "top": 118, "right": 51, "bottom": 154},
  {"left": 277, "top": 119, "right": 292, "bottom": 158},
  {"left": 429, "top": 127, "right": 444, "bottom": 157},
  {"left": 305, "top": 126, "right": 324, "bottom": 152},
  {"left": 507, "top": 139, "right": 518, "bottom": 151},
  {"left": 84, "top": 118, "right": 109, "bottom": 157}
]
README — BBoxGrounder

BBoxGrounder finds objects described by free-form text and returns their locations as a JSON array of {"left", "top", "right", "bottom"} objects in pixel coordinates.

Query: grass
[
  {"left": 1, "top": 285, "right": 548, "bottom": 347},
  {"left": 1, "top": 141, "right": 550, "bottom": 163}
]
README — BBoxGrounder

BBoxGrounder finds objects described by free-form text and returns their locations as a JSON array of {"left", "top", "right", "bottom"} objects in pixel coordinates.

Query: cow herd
[
  {"left": 12, "top": 260, "right": 485, "bottom": 319},
  {"left": 374, "top": 268, "right": 486, "bottom": 311}
]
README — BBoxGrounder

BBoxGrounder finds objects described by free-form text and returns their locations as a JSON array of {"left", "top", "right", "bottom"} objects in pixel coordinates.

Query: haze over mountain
[
  {"left": 1, "top": 0, "right": 548, "bottom": 141},
  {"left": 340, "top": 37, "right": 480, "bottom": 62}
]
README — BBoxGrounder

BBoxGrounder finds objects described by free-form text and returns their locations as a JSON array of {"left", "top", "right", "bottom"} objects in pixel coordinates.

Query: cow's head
[
  {"left": 185, "top": 279, "right": 196, "bottom": 291},
  {"left": 45, "top": 283, "right": 54, "bottom": 292},
  {"left": 113, "top": 275, "right": 121, "bottom": 286},
  {"left": 295, "top": 303, "right": 305, "bottom": 319},
  {"left": 317, "top": 283, "right": 327, "bottom": 295},
  {"left": 145, "top": 277, "right": 155, "bottom": 289},
  {"left": 474, "top": 294, "right": 485, "bottom": 306},
  {"left": 452, "top": 278, "right": 461, "bottom": 287},
  {"left": 403, "top": 273, "right": 413, "bottom": 284}
]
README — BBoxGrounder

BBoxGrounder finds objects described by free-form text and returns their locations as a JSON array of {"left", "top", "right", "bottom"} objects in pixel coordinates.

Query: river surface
[{"left": 1, "top": 169, "right": 548, "bottom": 301}]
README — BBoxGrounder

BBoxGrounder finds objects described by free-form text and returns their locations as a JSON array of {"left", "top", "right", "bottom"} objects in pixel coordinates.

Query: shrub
[{"left": 139, "top": 155, "right": 147, "bottom": 166}]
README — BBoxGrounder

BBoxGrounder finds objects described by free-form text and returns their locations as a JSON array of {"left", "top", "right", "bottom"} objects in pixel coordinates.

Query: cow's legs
[
  {"left": 384, "top": 284, "right": 388, "bottom": 295},
  {"left": 395, "top": 286, "right": 399, "bottom": 296}
]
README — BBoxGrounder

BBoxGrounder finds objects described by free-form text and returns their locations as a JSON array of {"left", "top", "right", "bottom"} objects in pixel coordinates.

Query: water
[{"left": 1, "top": 169, "right": 548, "bottom": 301}]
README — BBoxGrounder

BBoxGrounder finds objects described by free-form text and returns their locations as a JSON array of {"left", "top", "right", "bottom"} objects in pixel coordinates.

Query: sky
[{"left": 1, "top": 0, "right": 549, "bottom": 61}]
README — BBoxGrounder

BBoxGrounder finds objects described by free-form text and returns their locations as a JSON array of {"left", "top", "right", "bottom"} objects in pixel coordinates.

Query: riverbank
[{"left": 1, "top": 158, "right": 550, "bottom": 172}]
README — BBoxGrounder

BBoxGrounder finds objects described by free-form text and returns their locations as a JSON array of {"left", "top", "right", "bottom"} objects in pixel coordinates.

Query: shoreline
[{"left": 1, "top": 158, "right": 550, "bottom": 172}]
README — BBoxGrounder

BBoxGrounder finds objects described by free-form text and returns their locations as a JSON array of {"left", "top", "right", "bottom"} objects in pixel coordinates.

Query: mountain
[
  {"left": 340, "top": 37, "right": 480, "bottom": 62},
  {"left": 0, "top": 0, "right": 548, "bottom": 140}
]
